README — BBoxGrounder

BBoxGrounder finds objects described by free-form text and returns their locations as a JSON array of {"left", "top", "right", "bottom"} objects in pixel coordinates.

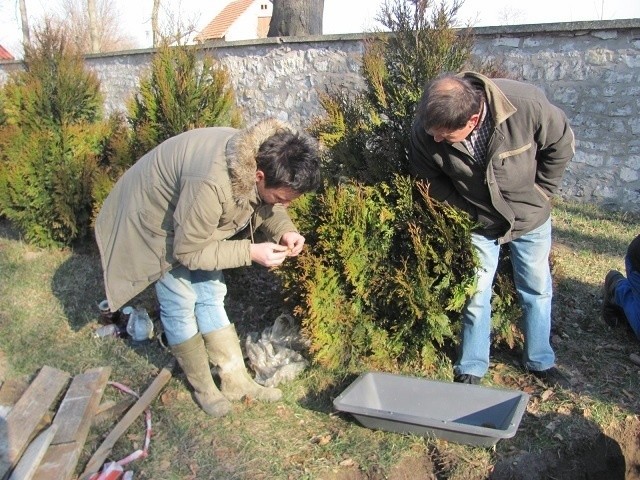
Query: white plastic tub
[{"left": 333, "top": 372, "right": 529, "bottom": 447}]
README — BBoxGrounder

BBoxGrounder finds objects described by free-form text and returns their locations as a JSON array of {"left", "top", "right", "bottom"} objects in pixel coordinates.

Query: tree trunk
[
  {"left": 267, "top": 0, "right": 324, "bottom": 37},
  {"left": 152, "top": 0, "right": 160, "bottom": 47},
  {"left": 18, "top": 0, "right": 30, "bottom": 46},
  {"left": 87, "top": 0, "right": 100, "bottom": 52}
]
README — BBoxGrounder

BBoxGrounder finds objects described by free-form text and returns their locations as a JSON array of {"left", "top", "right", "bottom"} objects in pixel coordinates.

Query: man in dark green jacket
[{"left": 410, "top": 71, "right": 575, "bottom": 388}]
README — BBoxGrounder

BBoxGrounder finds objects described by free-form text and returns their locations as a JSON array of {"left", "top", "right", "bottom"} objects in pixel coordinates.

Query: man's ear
[{"left": 255, "top": 170, "right": 265, "bottom": 182}]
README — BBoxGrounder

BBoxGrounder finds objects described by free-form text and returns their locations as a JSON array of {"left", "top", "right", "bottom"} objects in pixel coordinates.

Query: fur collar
[{"left": 226, "top": 118, "right": 297, "bottom": 204}]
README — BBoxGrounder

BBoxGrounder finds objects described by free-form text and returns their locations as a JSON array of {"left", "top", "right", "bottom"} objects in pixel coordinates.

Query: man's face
[
  {"left": 255, "top": 170, "right": 300, "bottom": 207},
  {"left": 427, "top": 112, "right": 481, "bottom": 144}
]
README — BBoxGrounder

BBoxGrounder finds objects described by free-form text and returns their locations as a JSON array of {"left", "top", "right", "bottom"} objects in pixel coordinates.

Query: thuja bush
[
  {"left": 280, "top": 0, "right": 521, "bottom": 372},
  {"left": 91, "top": 43, "right": 244, "bottom": 220},
  {"left": 127, "top": 42, "right": 243, "bottom": 160},
  {"left": 0, "top": 21, "right": 119, "bottom": 247},
  {"left": 311, "top": 0, "right": 473, "bottom": 184},
  {"left": 279, "top": 177, "right": 478, "bottom": 372}
]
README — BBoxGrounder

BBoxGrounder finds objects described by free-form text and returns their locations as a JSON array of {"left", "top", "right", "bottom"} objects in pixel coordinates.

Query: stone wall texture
[{"left": 1, "top": 19, "right": 639, "bottom": 213}]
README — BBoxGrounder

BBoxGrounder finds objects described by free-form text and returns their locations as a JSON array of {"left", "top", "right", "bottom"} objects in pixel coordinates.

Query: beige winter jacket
[{"left": 95, "top": 119, "right": 298, "bottom": 311}]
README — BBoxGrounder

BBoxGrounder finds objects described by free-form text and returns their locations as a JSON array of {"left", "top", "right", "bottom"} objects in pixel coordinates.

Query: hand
[
  {"left": 250, "top": 242, "right": 289, "bottom": 267},
  {"left": 280, "top": 231, "right": 305, "bottom": 256}
]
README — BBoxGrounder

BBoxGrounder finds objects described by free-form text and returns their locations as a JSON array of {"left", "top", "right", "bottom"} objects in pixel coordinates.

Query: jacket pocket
[
  {"left": 138, "top": 210, "right": 175, "bottom": 279},
  {"left": 498, "top": 142, "right": 532, "bottom": 160}
]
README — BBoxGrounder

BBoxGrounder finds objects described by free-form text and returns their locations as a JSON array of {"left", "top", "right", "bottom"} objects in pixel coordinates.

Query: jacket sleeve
[
  {"left": 409, "top": 121, "right": 475, "bottom": 214},
  {"left": 172, "top": 179, "right": 252, "bottom": 271},
  {"left": 534, "top": 99, "right": 575, "bottom": 196},
  {"left": 257, "top": 203, "right": 297, "bottom": 243}
]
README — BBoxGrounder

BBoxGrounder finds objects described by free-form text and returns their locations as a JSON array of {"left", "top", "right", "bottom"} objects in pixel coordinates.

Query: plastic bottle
[{"left": 126, "top": 307, "right": 154, "bottom": 345}]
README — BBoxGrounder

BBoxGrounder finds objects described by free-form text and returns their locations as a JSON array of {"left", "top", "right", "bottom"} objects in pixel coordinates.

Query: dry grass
[{"left": 0, "top": 198, "right": 638, "bottom": 479}]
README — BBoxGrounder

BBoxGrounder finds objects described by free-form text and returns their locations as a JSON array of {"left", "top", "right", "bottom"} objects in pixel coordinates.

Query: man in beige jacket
[{"left": 95, "top": 119, "right": 321, "bottom": 416}]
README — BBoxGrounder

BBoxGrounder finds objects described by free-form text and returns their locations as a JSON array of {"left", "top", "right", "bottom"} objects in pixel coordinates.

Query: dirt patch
[{"left": 490, "top": 416, "right": 638, "bottom": 479}]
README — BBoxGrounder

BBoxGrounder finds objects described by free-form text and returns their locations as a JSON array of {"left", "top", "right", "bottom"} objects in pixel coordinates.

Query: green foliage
[
  {"left": 0, "top": 22, "right": 112, "bottom": 247},
  {"left": 310, "top": 0, "right": 473, "bottom": 184},
  {"left": 293, "top": 0, "right": 521, "bottom": 371},
  {"left": 128, "top": 43, "right": 243, "bottom": 159},
  {"left": 278, "top": 177, "right": 478, "bottom": 372}
]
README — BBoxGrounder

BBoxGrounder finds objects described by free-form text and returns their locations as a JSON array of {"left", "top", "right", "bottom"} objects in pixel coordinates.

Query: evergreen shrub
[
  {"left": 127, "top": 42, "right": 243, "bottom": 160},
  {"left": 0, "top": 22, "right": 117, "bottom": 247},
  {"left": 91, "top": 43, "right": 245, "bottom": 220},
  {"left": 279, "top": 0, "right": 521, "bottom": 372},
  {"left": 279, "top": 177, "right": 478, "bottom": 372}
]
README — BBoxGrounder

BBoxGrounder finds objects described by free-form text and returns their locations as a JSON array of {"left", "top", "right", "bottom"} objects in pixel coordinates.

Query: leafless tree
[
  {"left": 267, "top": 0, "right": 324, "bottom": 37},
  {"left": 18, "top": 0, "right": 30, "bottom": 46},
  {"left": 497, "top": 6, "right": 524, "bottom": 25},
  {"left": 87, "top": 0, "right": 100, "bottom": 52},
  {"left": 54, "top": 0, "right": 137, "bottom": 53},
  {"left": 149, "top": 0, "right": 201, "bottom": 46},
  {"left": 152, "top": 0, "right": 160, "bottom": 47}
]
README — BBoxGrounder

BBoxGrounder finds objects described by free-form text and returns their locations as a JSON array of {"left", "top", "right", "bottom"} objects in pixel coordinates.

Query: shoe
[
  {"left": 530, "top": 366, "right": 571, "bottom": 389},
  {"left": 602, "top": 270, "right": 625, "bottom": 327},
  {"left": 453, "top": 373, "right": 481, "bottom": 385}
]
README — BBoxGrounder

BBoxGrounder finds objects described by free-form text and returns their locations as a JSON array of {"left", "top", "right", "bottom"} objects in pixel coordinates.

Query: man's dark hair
[
  {"left": 256, "top": 129, "right": 321, "bottom": 193},
  {"left": 416, "top": 74, "right": 483, "bottom": 131}
]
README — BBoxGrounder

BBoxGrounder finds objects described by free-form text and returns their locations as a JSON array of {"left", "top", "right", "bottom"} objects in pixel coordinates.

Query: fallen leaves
[
  {"left": 310, "top": 433, "right": 332, "bottom": 446},
  {"left": 540, "top": 389, "right": 554, "bottom": 402}
]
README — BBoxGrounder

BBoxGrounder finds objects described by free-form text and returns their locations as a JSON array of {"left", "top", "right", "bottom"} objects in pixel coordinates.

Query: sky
[{"left": 1, "top": 0, "right": 639, "bottom": 58}]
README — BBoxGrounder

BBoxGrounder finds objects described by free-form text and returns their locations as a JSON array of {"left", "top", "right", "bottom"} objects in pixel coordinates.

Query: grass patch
[{"left": 0, "top": 199, "right": 639, "bottom": 479}]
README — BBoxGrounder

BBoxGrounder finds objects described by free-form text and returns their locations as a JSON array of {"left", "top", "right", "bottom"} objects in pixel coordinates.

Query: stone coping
[{"left": 1, "top": 18, "right": 638, "bottom": 64}]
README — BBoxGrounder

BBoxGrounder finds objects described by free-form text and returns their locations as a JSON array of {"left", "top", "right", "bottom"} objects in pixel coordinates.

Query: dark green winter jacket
[{"left": 410, "top": 71, "right": 575, "bottom": 243}]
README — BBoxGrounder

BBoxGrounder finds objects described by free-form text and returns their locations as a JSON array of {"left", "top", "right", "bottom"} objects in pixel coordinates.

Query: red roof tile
[
  {"left": 196, "top": 0, "right": 256, "bottom": 42},
  {"left": 0, "top": 44, "right": 14, "bottom": 61}
]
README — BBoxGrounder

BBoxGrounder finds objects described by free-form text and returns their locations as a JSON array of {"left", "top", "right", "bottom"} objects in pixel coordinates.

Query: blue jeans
[
  {"left": 155, "top": 265, "right": 231, "bottom": 346},
  {"left": 615, "top": 256, "right": 640, "bottom": 338},
  {"left": 454, "top": 218, "right": 555, "bottom": 377}
]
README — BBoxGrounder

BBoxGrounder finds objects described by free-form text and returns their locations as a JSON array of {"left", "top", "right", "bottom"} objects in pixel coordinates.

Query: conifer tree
[
  {"left": 278, "top": 0, "right": 521, "bottom": 373},
  {"left": 0, "top": 21, "right": 109, "bottom": 247},
  {"left": 128, "top": 42, "right": 242, "bottom": 159}
]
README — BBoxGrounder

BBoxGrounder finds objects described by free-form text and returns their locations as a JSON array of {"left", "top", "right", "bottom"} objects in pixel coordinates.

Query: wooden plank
[
  {"left": 92, "top": 397, "right": 136, "bottom": 427},
  {"left": 32, "top": 367, "right": 111, "bottom": 480},
  {"left": 7, "top": 425, "right": 58, "bottom": 480},
  {"left": 79, "top": 368, "right": 172, "bottom": 480},
  {"left": 50, "top": 367, "right": 112, "bottom": 445},
  {"left": 29, "top": 443, "right": 79, "bottom": 480},
  {"left": 0, "top": 366, "right": 70, "bottom": 479}
]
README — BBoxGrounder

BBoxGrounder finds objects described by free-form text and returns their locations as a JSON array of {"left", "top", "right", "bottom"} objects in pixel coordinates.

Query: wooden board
[
  {"left": 32, "top": 367, "right": 111, "bottom": 480},
  {"left": 79, "top": 368, "right": 172, "bottom": 479},
  {"left": 0, "top": 366, "right": 70, "bottom": 478},
  {"left": 92, "top": 397, "right": 136, "bottom": 427},
  {"left": 7, "top": 425, "right": 58, "bottom": 480}
]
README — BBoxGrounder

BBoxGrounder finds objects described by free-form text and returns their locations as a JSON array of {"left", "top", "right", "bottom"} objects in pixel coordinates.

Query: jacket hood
[{"left": 225, "top": 118, "right": 297, "bottom": 204}]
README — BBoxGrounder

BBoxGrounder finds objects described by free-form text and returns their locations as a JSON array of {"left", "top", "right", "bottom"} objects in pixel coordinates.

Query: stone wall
[{"left": 1, "top": 19, "right": 639, "bottom": 213}]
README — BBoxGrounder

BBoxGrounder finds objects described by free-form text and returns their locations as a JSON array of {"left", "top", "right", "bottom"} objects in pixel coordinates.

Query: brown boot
[
  {"left": 171, "top": 334, "right": 232, "bottom": 417},
  {"left": 203, "top": 324, "right": 282, "bottom": 402}
]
